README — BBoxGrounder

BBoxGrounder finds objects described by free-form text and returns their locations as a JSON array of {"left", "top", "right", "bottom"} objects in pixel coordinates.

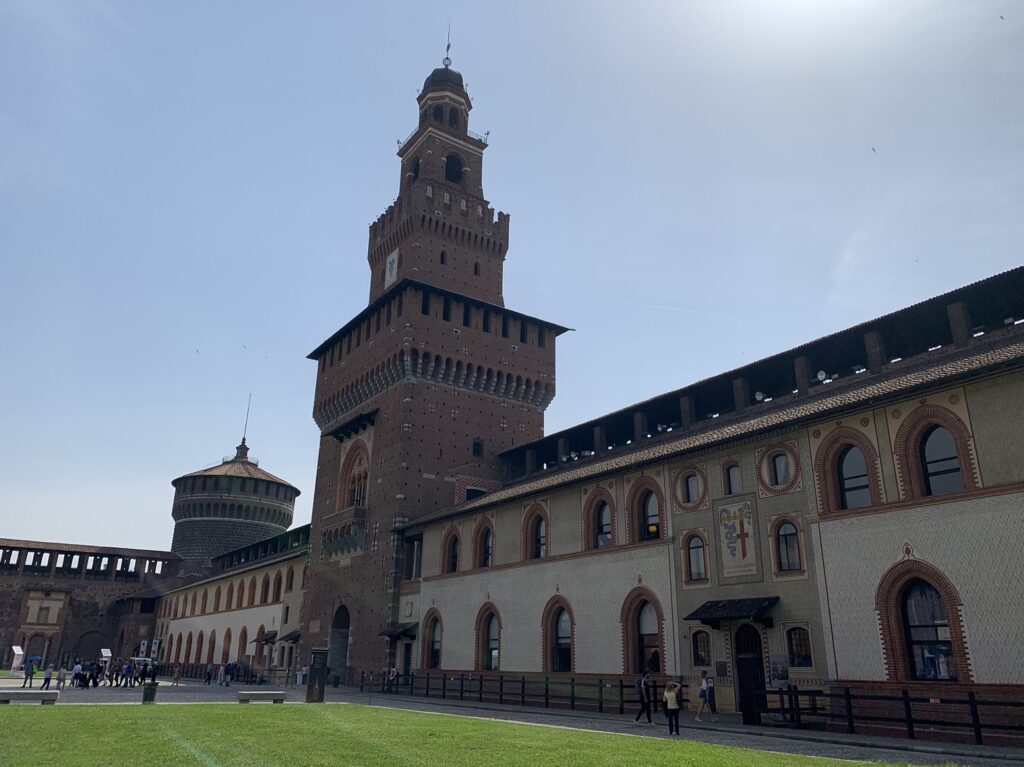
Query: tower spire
[
  {"left": 444, "top": 20, "right": 452, "bottom": 67},
  {"left": 235, "top": 393, "right": 252, "bottom": 460}
]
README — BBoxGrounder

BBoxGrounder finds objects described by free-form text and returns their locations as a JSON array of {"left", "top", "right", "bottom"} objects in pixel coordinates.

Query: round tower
[{"left": 169, "top": 439, "right": 299, "bottom": 573}]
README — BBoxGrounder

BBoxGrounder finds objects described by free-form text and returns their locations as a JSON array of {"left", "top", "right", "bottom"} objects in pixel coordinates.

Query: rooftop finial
[{"left": 443, "top": 20, "right": 452, "bottom": 67}]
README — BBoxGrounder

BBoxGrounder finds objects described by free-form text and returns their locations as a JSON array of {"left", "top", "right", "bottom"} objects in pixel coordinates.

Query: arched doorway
[
  {"left": 76, "top": 631, "right": 104, "bottom": 663},
  {"left": 328, "top": 605, "right": 351, "bottom": 683},
  {"left": 734, "top": 624, "right": 765, "bottom": 725}
]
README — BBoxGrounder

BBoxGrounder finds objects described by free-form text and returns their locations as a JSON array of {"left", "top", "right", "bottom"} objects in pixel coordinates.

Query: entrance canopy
[
  {"left": 277, "top": 629, "right": 301, "bottom": 644},
  {"left": 378, "top": 622, "right": 418, "bottom": 639},
  {"left": 685, "top": 597, "right": 779, "bottom": 629}
]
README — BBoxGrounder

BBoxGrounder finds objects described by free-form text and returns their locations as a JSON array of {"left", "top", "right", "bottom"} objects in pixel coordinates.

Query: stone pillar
[
  {"left": 633, "top": 412, "right": 648, "bottom": 441},
  {"left": 593, "top": 424, "right": 608, "bottom": 452},
  {"left": 864, "top": 330, "right": 887, "bottom": 372},
  {"left": 794, "top": 356, "right": 813, "bottom": 395},
  {"left": 679, "top": 395, "right": 695, "bottom": 428},
  {"left": 557, "top": 438, "right": 570, "bottom": 459},
  {"left": 947, "top": 301, "right": 972, "bottom": 347},
  {"left": 732, "top": 377, "right": 750, "bottom": 413},
  {"left": 525, "top": 449, "right": 537, "bottom": 475}
]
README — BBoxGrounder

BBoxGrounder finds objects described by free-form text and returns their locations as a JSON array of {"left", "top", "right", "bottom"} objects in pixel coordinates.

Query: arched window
[
  {"left": 770, "top": 452, "right": 791, "bottom": 486},
  {"left": 448, "top": 108, "right": 460, "bottom": 129},
  {"left": 221, "top": 627, "right": 232, "bottom": 665},
  {"left": 424, "top": 616, "right": 442, "bottom": 669},
  {"left": 775, "top": 521, "right": 801, "bottom": 572},
  {"left": 477, "top": 527, "right": 493, "bottom": 568},
  {"left": 285, "top": 567, "right": 295, "bottom": 592},
  {"left": 691, "top": 630, "right": 711, "bottom": 667},
  {"left": 686, "top": 535, "right": 707, "bottom": 582},
  {"left": 682, "top": 472, "right": 701, "bottom": 504},
  {"left": 530, "top": 516, "right": 547, "bottom": 559},
  {"left": 920, "top": 426, "right": 963, "bottom": 496},
  {"left": 184, "top": 632, "right": 193, "bottom": 665},
  {"left": 225, "top": 583, "right": 234, "bottom": 610},
  {"left": 445, "top": 154, "right": 464, "bottom": 184},
  {"left": 213, "top": 586, "right": 221, "bottom": 613},
  {"left": 237, "top": 627, "right": 248, "bottom": 665},
  {"left": 638, "top": 490, "right": 660, "bottom": 541},
  {"left": 903, "top": 580, "right": 956, "bottom": 680},
  {"left": 593, "top": 501, "right": 613, "bottom": 549},
  {"left": 431, "top": 104, "right": 443, "bottom": 122},
  {"left": 207, "top": 629, "right": 217, "bottom": 665},
  {"left": 340, "top": 442, "right": 370, "bottom": 510},
  {"left": 247, "top": 578, "right": 257, "bottom": 607},
  {"left": 837, "top": 445, "right": 871, "bottom": 509},
  {"left": 236, "top": 579, "right": 245, "bottom": 609},
  {"left": 272, "top": 572, "right": 282, "bottom": 602},
  {"left": 195, "top": 631, "right": 204, "bottom": 664},
  {"left": 636, "top": 602, "right": 660, "bottom": 673},
  {"left": 786, "top": 627, "right": 813, "bottom": 668},
  {"left": 444, "top": 533, "right": 460, "bottom": 574},
  {"left": 189, "top": 592, "right": 197, "bottom": 616},
  {"left": 725, "top": 464, "right": 742, "bottom": 495},
  {"left": 551, "top": 609, "right": 572, "bottom": 672},
  {"left": 201, "top": 589, "right": 209, "bottom": 614},
  {"left": 260, "top": 574, "right": 270, "bottom": 604},
  {"left": 480, "top": 613, "right": 500, "bottom": 671}
]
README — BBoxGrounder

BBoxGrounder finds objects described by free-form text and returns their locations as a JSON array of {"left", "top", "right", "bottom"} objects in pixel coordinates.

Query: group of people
[
  {"left": 634, "top": 669, "right": 718, "bottom": 736},
  {"left": 18, "top": 658, "right": 157, "bottom": 690}
]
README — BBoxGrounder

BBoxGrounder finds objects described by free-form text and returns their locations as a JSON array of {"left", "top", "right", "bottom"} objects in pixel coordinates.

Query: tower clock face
[{"left": 385, "top": 249, "right": 399, "bottom": 287}]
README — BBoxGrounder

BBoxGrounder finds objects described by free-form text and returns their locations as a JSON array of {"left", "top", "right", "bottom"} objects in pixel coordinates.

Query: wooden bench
[
  {"left": 237, "top": 690, "right": 286, "bottom": 704},
  {"left": 0, "top": 690, "right": 60, "bottom": 705}
]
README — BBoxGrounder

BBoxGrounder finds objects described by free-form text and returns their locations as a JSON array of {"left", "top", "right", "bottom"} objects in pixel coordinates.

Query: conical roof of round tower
[{"left": 171, "top": 438, "right": 300, "bottom": 495}]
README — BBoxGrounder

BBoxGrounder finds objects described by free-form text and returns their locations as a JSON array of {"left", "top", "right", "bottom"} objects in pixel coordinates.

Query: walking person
[
  {"left": 56, "top": 665, "right": 67, "bottom": 690},
  {"left": 633, "top": 671, "right": 652, "bottom": 725},
  {"left": 217, "top": 664, "right": 226, "bottom": 686},
  {"left": 695, "top": 670, "right": 716, "bottom": 722},
  {"left": 386, "top": 665, "right": 398, "bottom": 694},
  {"left": 40, "top": 664, "right": 53, "bottom": 690},
  {"left": 21, "top": 659, "right": 35, "bottom": 688},
  {"left": 204, "top": 662, "right": 214, "bottom": 685},
  {"left": 72, "top": 661, "right": 83, "bottom": 688},
  {"left": 172, "top": 663, "right": 181, "bottom": 686},
  {"left": 663, "top": 680, "right": 681, "bottom": 735}
]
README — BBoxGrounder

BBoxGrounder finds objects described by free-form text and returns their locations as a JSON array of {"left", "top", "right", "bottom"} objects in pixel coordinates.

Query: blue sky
[{"left": 1, "top": 1, "right": 1021, "bottom": 549}]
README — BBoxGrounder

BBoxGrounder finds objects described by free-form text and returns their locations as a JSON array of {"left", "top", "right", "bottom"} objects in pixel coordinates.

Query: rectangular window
[
  {"left": 538, "top": 327, "right": 546, "bottom": 348},
  {"left": 421, "top": 292, "right": 430, "bottom": 315},
  {"left": 36, "top": 606, "right": 51, "bottom": 624},
  {"left": 403, "top": 537, "right": 422, "bottom": 580},
  {"left": 472, "top": 439, "right": 484, "bottom": 457},
  {"left": 520, "top": 321, "right": 528, "bottom": 343},
  {"left": 463, "top": 304, "right": 471, "bottom": 328},
  {"left": 284, "top": 605, "right": 290, "bottom": 624},
  {"left": 443, "top": 298, "right": 451, "bottom": 322},
  {"left": 397, "top": 293, "right": 403, "bottom": 317},
  {"left": 386, "top": 302, "right": 392, "bottom": 324},
  {"left": 501, "top": 315, "right": 509, "bottom": 338},
  {"left": 482, "top": 311, "right": 490, "bottom": 333}
]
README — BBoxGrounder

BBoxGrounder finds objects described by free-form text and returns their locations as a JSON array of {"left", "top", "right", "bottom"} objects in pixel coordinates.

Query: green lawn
[{"left": 0, "top": 703, "right": 919, "bottom": 767}]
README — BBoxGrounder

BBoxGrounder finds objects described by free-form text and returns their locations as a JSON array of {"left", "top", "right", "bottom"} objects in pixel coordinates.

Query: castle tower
[
  {"left": 170, "top": 439, "right": 300, "bottom": 573},
  {"left": 300, "top": 58, "right": 567, "bottom": 676}
]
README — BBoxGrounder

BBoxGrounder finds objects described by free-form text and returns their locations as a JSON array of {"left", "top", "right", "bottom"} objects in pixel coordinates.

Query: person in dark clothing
[{"left": 633, "top": 671, "right": 652, "bottom": 725}]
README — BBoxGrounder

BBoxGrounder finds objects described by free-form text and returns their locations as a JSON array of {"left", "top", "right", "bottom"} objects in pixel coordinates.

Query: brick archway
[
  {"left": 813, "top": 427, "right": 885, "bottom": 513},
  {"left": 874, "top": 558, "right": 972, "bottom": 682},
  {"left": 892, "top": 405, "right": 978, "bottom": 499},
  {"left": 619, "top": 586, "right": 665, "bottom": 675}
]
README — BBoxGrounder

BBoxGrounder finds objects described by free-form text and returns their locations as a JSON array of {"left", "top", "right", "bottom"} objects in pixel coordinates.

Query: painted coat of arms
[{"left": 719, "top": 501, "right": 757, "bottom": 577}]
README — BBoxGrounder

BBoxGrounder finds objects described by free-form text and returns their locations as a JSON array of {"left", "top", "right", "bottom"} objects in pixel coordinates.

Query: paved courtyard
[{"left": 2, "top": 675, "right": 1021, "bottom": 767}]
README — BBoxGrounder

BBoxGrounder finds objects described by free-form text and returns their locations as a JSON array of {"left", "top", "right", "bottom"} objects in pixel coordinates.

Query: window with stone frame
[
  {"left": 691, "top": 630, "right": 711, "bottom": 667},
  {"left": 786, "top": 626, "right": 813, "bottom": 668}
]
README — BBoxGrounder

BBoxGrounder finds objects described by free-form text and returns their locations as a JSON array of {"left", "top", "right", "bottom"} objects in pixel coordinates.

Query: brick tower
[
  {"left": 170, "top": 439, "right": 299, "bottom": 574},
  {"left": 299, "top": 58, "right": 566, "bottom": 678}
]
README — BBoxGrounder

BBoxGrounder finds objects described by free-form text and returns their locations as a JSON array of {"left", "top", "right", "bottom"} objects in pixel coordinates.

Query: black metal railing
[
  {"left": 757, "top": 685, "right": 1024, "bottom": 746},
  {"left": 359, "top": 671, "right": 686, "bottom": 716}
]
